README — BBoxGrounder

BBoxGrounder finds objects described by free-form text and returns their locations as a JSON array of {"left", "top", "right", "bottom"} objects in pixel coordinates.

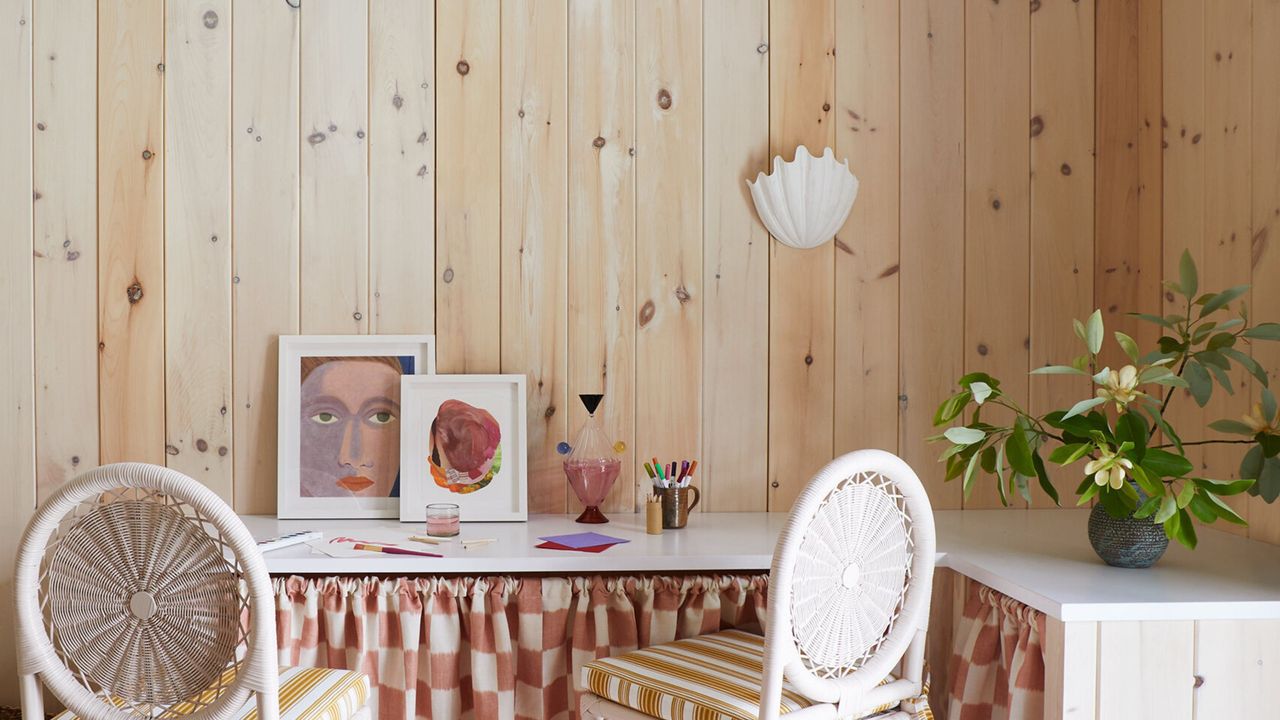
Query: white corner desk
[{"left": 243, "top": 510, "right": 1280, "bottom": 719}]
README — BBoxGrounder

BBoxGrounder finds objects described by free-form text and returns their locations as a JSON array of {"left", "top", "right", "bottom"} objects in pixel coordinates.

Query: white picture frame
[
  {"left": 399, "top": 374, "right": 528, "bottom": 522},
  {"left": 277, "top": 335, "right": 436, "bottom": 519}
]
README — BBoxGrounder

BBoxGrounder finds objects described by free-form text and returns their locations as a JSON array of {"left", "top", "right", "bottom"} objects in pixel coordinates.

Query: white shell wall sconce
[{"left": 746, "top": 145, "right": 859, "bottom": 250}]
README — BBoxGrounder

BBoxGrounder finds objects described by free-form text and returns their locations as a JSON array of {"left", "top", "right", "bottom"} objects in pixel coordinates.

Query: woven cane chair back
[
  {"left": 14, "top": 463, "right": 278, "bottom": 720},
  {"left": 765, "top": 449, "right": 936, "bottom": 706}
]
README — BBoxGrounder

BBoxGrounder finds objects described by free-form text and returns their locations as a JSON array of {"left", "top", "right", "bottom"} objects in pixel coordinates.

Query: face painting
[
  {"left": 429, "top": 399, "right": 502, "bottom": 494},
  {"left": 299, "top": 357, "right": 403, "bottom": 497}
]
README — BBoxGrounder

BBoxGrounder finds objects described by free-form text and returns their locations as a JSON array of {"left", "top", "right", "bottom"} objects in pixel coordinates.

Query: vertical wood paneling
[
  {"left": 1202, "top": 0, "right": 1252, "bottom": 532},
  {"left": 1137, "top": 0, "right": 1164, "bottom": 356},
  {"left": 98, "top": 0, "right": 165, "bottom": 465},
  {"left": 1043, "top": 619, "right": 1099, "bottom": 720},
  {"left": 833, "top": 0, "right": 899, "bottom": 457},
  {"left": 964, "top": 0, "right": 1031, "bottom": 509},
  {"left": 767, "top": 0, "right": 835, "bottom": 510},
  {"left": 33, "top": 0, "right": 97, "bottom": 499},
  {"left": 1098, "top": 621, "right": 1195, "bottom": 719},
  {"left": 1031, "top": 0, "right": 1094, "bottom": 487},
  {"left": 300, "top": 0, "right": 367, "bottom": 335},
  {"left": 436, "top": 0, "right": 501, "bottom": 372},
  {"left": 0, "top": 0, "right": 35, "bottom": 706},
  {"left": 702, "top": 0, "right": 768, "bottom": 511},
  {"left": 1252, "top": 0, "right": 1280, "bottom": 544},
  {"left": 568, "top": 0, "right": 636, "bottom": 513},
  {"left": 164, "top": 0, "right": 232, "bottom": 496},
  {"left": 501, "top": 0, "right": 568, "bottom": 514},
  {"left": 1194, "top": 619, "right": 1280, "bottom": 714},
  {"left": 899, "top": 0, "right": 964, "bottom": 510},
  {"left": 1096, "top": 0, "right": 1161, "bottom": 369},
  {"left": 636, "top": 0, "right": 702, "bottom": 507},
  {"left": 369, "top": 0, "right": 434, "bottom": 334},
  {"left": 1162, "top": 0, "right": 1206, "bottom": 489},
  {"left": 232, "top": 0, "right": 299, "bottom": 514}
]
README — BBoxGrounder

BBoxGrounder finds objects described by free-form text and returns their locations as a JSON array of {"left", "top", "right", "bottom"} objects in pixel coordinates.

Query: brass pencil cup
[{"left": 659, "top": 486, "right": 700, "bottom": 529}]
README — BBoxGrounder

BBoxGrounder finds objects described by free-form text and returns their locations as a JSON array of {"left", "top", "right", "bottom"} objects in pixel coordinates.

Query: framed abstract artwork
[
  {"left": 277, "top": 335, "right": 436, "bottom": 519},
  {"left": 399, "top": 375, "right": 528, "bottom": 522}
]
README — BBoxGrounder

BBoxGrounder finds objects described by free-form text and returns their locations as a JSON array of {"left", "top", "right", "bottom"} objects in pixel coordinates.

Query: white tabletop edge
[{"left": 243, "top": 510, "right": 1280, "bottom": 623}]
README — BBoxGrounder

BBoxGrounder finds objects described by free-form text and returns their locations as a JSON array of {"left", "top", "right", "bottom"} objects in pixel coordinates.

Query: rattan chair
[
  {"left": 579, "top": 450, "right": 937, "bottom": 720},
  {"left": 15, "top": 463, "right": 370, "bottom": 720}
]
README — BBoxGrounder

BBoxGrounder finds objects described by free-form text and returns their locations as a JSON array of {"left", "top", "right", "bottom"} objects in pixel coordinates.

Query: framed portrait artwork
[
  {"left": 277, "top": 335, "right": 436, "bottom": 519},
  {"left": 399, "top": 375, "right": 528, "bottom": 522}
]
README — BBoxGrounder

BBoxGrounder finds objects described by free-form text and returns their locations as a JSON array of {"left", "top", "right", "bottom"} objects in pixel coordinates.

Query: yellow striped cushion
[
  {"left": 53, "top": 666, "right": 369, "bottom": 720},
  {"left": 580, "top": 629, "right": 902, "bottom": 720}
]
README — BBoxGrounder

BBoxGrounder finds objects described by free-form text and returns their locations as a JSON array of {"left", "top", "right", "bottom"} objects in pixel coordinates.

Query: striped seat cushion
[
  {"left": 53, "top": 666, "right": 369, "bottom": 720},
  {"left": 581, "top": 629, "right": 929, "bottom": 720}
]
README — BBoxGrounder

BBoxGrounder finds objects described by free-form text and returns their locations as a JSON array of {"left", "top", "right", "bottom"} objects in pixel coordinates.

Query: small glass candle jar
[{"left": 425, "top": 503, "right": 460, "bottom": 537}]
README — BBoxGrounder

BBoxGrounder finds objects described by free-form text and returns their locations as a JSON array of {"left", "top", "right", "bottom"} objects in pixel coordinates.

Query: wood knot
[
  {"left": 822, "top": 102, "right": 831, "bottom": 112},
  {"left": 1193, "top": 675, "right": 1204, "bottom": 689},
  {"left": 517, "top": 108, "right": 525, "bottom": 119},
  {"left": 771, "top": 480, "right": 780, "bottom": 488},
  {"left": 392, "top": 94, "right": 403, "bottom": 110},
  {"left": 71, "top": 455, "right": 80, "bottom": 465},
  {"left": 356, "top": 129, "right": 365, "bottom": 139},
  {"left": 757, "top": 43, "right": 768, "bottom": 54},
  {"left": 165, "top": 445, "right": 179, "bottom": 456},
  {"left": 544, "top": 405, "right": 556, "bottom": 419},
  {"left": 638, "top": 299, "right": 656, "bottom": 327},
  {"left": 156, "top": 63, "right": 165, "bottom": 72},
  {"left": 656, "top": 88, "right": 672, "bottom": 110},
  {"left": 442, "top": 267, "right": 454, "bottom": 283},
  {"left": 202, "top": 10, "right": 218, "bottom": 28},
  {"left": 218, "top": 446, "right": 228, "bottom": 456},
  {"left": 1191, "top": 132, "right": 1202, "bottom": 144},
  {"left": 307, "top": 131, "right": 326, "bottom": 145},
  {"left": 456, "top": 59, "right": 470, "bottom": 75},
  {"left": 804, "top": 354, "right": 814, "bottom": 366},
  {"left": 195, "top": 438, "right": 209, "bottom": 452},
  {"left": 991, "top": 198, "right": 1001, "bottom": 210},
  {"left": 353, "top": 311, "right": 363, "bottom": 321},
  {"left": 126, "top": 281, "right": 144, "bottom": 304},
  {"left": 592, "top": 136, "right": 606, "bottom": 149},
  {"left": 977, "top": 343, "right": 989, "bottom": 356},
  {"left": 1030, "top": 0, "right": 1041, "bottom": 12},
  {"left": 328, "top": 123, "right": 337, "bottom": 132},
  {"left": 674, "top": 285, "right": 691, "bottom": 303},
  {"left": 1030, "top": 115, "right": 1044, "bottom": 137},
  {"left": 141, "top": 149, "right": 154, "bottom": 160},
  {"left": 1060, "top": 163, "right": 1072, "bottom": 175},
  {"left": 66, "top": 250, "right": 81, "bottom": 261},
  {"left": 36, "top": 122, "right": 45, "bottom": 131}
]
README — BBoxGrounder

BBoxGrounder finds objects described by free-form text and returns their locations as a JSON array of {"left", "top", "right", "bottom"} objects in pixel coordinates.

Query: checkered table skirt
[
  {"left": 946, "top": 583, "right": 1046, "bottom": 720},
  {"left": 274, "top": 575, "right": 767, "bottom": 720}
]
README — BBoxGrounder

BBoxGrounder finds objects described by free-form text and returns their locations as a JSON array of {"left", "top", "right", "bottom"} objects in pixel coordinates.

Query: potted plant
[{"left": 931, "top": 251, "right": 1280, "bottom": 567}]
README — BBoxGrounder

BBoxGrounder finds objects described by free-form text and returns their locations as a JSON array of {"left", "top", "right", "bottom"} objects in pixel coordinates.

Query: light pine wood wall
[
  {"left": 2, "top": 0, "right": 1280, "bottom": 707},
  {"left": 5, "top": 0, "right": 1280, "bottom": 519}
]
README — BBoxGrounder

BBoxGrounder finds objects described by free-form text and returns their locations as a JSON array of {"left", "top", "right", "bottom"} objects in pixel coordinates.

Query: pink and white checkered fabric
[
  {"left": 946, "top": 583, "right": 1046, "bottom": 720},
  {"left": 274, "top": 575, "right": 768, "bottom": 720}
]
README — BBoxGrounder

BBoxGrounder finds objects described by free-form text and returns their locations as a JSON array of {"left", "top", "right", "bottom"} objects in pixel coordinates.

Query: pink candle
[{"left": 426, "top": 503, "right": 460, "bottom": 537}]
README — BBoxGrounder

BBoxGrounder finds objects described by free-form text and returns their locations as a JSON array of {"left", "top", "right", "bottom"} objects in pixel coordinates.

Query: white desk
[
  {"left": 245, "top": 509, "right": 1280, "bottom": 622},
  {"left": 247, "top": 510, "right": 1280, "bottom": 719}
]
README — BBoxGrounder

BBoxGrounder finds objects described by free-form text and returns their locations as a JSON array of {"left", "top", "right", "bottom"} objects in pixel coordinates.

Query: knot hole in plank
[{"left": 656, "top": 88, "right": 672, "bottom": 110}]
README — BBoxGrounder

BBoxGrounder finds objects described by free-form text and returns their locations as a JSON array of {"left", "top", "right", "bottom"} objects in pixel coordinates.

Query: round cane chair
[
  {"left": 580, "top": 450, "right": 936, "bottom": 720},
  {"left": 14, "top": 463, "right": 369, "bottom": 720}
]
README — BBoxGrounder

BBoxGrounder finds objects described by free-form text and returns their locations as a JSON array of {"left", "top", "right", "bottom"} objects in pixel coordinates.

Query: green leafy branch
[{"left": 930, "top": 250, "right": 1280, "bottom": 549}]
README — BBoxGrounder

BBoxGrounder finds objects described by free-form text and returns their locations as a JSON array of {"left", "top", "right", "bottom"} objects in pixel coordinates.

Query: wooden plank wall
[{"left": 4, "top": 0, "right": 1280, "bottom": 705}]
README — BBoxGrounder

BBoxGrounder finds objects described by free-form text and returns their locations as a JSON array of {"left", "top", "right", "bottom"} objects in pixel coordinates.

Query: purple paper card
[{"left": 537, "top": 531, "right": 629, "bottom": 549}]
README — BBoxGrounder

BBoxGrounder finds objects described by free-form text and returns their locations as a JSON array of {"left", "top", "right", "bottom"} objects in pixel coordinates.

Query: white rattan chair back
[
  {"left": 14, "top": 463, "right": 280, "bottom": 720},
  {"left": 760, "top": 450, "right": 936, "bottom": 720}
]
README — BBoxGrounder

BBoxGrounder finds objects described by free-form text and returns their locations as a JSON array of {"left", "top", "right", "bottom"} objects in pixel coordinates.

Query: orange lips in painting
[{"left": 336, "top": 476, "right": 376, "bottom": 493}]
